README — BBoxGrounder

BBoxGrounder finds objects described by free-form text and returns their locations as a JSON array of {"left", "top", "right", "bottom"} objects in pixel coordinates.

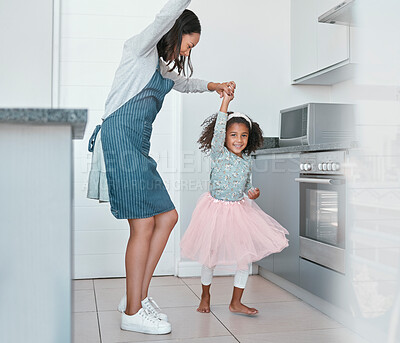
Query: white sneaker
[
  {"left": 118, "top": 295, "right": 168, "bottom": 321},
  {"left": 120, "top": 308, "right": 171, "bottom": 334},
  {"left": 117, "top": 294, "right": 126, "bottom": 313}
]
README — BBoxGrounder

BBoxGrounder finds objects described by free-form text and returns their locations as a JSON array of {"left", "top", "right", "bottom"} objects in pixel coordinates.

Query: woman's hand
[
  {"left": 248, "top": 187, "right": 260, "bottom": 200},
  {"left": 208, "top": 81, "right": 236, "bottom": 97}
]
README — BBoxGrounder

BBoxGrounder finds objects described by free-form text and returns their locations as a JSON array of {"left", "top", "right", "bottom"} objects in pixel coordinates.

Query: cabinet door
[
  {"left": 253, "top": 156, "right": 275, "bottom": 215},
  {"left": 270, "top": 155, "right": 300, "bottom": 285},
  {"left": 291, "top": 0, "right": 350, "bottom": 83},
  {"left": 317, "top": 1, "right": 349, "bottom": 70},
  {"left": 253, "top": 156, "right": 276, "bottom": 272},
  {"left": 0, "top": 0, "right": 54, "bottom": 107},
  {"left": 291, "top": 0, "right": 318, "bottom": 80}
]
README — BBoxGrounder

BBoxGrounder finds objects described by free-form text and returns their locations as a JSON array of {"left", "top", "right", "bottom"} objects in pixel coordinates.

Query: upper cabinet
[
  {"left": 291, "top": 0, "right": 354, "bottom": 85},
  {"left": 0, "top": 0, "right": 58, "bottom": 107}
]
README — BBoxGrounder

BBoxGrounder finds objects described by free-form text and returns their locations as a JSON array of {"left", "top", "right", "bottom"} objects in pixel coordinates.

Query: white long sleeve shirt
[{"left": 102, "top": 0, "right": 210, "bottom": 120}]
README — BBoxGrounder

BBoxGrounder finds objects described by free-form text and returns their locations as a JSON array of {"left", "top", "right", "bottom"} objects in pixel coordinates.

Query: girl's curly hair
[{"left": 198, "top": 111, "right": 264, "bottom": 155}]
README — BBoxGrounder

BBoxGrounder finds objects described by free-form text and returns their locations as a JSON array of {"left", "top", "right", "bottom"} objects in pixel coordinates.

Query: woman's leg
[
  {"left": 125, "top": 217, "right": 155, "bottom": 315},
  {"left": 229, "top": 266, "right": 258, "bottom": 315},
  {"left": 141, "top": 209, "right": 178, "bottom": 299},
  {"left": 197, "top": 265, "right": 214, "bottom": 313}
]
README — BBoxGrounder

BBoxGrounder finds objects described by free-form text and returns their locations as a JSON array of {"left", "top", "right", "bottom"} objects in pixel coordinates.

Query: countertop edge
[
  {"left": 253, "top": 141, "right": 357, "bottom": 156},
  {"left": 0, "top": 108, "right": 88, "bottom": 139}
]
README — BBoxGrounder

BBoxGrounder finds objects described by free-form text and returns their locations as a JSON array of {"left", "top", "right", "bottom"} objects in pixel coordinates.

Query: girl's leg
[
  {"left": 197, "top": 265, "right": 214, "bottom": 313},
  {"left": 141, "top": 209, "right": 178, "bottom": 300},
  {"left": 229, "top": 266, "right": 258, "bottom": 315},
  {"left": 125, "top": 217, "right": 155, "bottom": 315}
]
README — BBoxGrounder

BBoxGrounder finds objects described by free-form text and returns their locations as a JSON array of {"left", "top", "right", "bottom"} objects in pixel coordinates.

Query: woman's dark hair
[
  {"left": 157, "top": 9, "right": 201, "bottom": 77},
  {"left": 198, "top": 112, "right": 264, "bottom": 155}
]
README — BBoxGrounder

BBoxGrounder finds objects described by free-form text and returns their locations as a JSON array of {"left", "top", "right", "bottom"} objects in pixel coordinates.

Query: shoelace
[
  {"left": 139, "top": 308, "right": 158, "bottom": 324},
  {"left": 147, "top": 297, "right": 162, "bottom": 314}
]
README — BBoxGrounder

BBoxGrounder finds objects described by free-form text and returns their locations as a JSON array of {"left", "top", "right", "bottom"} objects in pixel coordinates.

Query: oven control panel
[{"left": 299, "top": 150, "right": 346, "bottom": 175}]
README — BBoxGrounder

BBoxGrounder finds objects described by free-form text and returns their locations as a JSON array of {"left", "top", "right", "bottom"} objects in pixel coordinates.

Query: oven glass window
[{"left": 301, "top": 180, "right": 345, "bottom": 249}]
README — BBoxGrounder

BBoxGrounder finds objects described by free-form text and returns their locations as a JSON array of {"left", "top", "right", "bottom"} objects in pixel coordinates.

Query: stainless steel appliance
[
  {"left": 295, "top": 150, "right": 347, "bottom": 274},
  {"left": 279, "top": 103, "right": 354, "bottom": 147}
]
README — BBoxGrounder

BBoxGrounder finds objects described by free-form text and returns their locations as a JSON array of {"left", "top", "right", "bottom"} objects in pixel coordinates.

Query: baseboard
[{"left": 177, "top": 261, "right": 256, "bottom": 278}]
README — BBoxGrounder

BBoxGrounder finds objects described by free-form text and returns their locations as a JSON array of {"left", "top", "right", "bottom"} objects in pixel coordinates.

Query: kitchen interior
[{"left": 1, "top": 0, "right": 399, "bottom": 342}]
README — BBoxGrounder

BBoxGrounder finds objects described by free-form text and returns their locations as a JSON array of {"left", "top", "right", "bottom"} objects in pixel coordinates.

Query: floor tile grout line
[
  {"left": 209, "top": 311, "right": 241, "bottom": 343},
  {"left": 94, "top": 284, "right": 188, "bottom": 290},
  {"left": 180, "top": 277, "right": 334, "bottom": 342},
  {"left": 92, "top": 298, "right": 302, "bottom": 314},
  {"left": 92, "top": 279, "right": 103, "bottom": 343},
  {"left": 181, "top": 279, "right": 301, "bottom": 307},
  {"left": 183, "top": 280, "right": 241, "bottom": 343}
]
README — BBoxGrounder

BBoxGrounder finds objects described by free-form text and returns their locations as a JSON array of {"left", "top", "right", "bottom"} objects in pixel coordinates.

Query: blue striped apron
[{"left": 100, "top": 65, "right": 175, "bottom": 219}]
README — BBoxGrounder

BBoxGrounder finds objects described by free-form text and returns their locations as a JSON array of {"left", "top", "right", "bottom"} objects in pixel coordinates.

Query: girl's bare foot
[
  {"left": 229, "top": 302, "right": 258, "bottom": 315},
  {"left": 197, "top": 293, "right": 210, "bottom": 313}
]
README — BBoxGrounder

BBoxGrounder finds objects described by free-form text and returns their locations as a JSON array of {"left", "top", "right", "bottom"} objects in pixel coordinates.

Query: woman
[{"left": 87, "top": 0, "right": 235, "bottom": 335}]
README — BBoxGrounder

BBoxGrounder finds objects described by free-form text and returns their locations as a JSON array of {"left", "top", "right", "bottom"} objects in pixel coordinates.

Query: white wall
[
  {"left": 178, "top": 0, "right": 332, "bottom": 237},
  {"left": 0, "top": 0, "right": 54, "bottom": 107}
]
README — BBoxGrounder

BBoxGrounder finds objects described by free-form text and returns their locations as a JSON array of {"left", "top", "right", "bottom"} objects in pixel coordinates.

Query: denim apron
[{"left": 89, "top": 64, "right": 175, "bottom": 219}]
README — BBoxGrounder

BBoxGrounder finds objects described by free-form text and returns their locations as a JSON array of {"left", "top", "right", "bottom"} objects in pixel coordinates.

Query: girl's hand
[
  {"left": 220, "top": 91, "right": 234, "bottom": 113},
  {"left": 208, "top": 81, "right": 236, "bottom": 97},
  {"left": 222, "top": 90, "right": 234, "bottom": 102},
  {"left": 248, "top": 187, "right": 260, "bottom": 200}
]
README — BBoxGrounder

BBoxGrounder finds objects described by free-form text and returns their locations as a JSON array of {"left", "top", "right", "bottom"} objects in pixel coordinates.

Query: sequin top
[{"left": 209, "top": 111, "right": 253, "bottom": 201}]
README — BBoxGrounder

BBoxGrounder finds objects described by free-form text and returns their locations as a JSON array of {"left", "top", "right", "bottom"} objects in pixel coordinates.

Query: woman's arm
[
  {"left": 161, "top": 62, "right": 209, "bottom": 92},
  {"left": 125, "top": 0, "right": 191, "bottom": 56},
  {"left": 210, "top": 93, "right": 234, "bottom": 160},
  {"left": 208, "top": 81, "right": 236, "bottom": 97},
  {"left": 161, "top": 61, "right": 236, "bottom": 95}
]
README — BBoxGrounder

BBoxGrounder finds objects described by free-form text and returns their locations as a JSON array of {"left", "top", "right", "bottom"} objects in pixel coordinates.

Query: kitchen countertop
[
  {"left": 0, "top": 108, "right": 87, "bottom": 139},
  {"left": 254, "top": 140, "right": 357, "bottom": 156}
]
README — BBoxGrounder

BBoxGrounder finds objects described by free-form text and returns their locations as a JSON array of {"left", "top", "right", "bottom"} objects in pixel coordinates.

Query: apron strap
[{"left": 88, "top": 124, "right": 102, "bottom": 152}]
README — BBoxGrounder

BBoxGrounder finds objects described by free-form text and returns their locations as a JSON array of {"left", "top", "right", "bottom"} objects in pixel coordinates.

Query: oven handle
[{"left": 295, "top": 177, "right": 343, "bottom": 185}]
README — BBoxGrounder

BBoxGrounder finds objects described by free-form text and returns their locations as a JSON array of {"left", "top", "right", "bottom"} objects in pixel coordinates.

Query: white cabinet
[
  {"left": 291, "top": 0, "right": 353, "bottom": 85},
  {"left": 0, "top": 0, "right": 57, "bottom": 107}
]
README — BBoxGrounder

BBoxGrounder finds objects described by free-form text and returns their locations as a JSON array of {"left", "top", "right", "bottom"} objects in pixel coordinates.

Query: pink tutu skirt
[{"left": 180, "top": 193, "right": 289, "bottom": 270}]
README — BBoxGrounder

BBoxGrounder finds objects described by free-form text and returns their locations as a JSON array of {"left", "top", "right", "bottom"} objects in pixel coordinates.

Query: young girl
[{"left": 180, "top": 92, "right": 289, "bottom": 315}]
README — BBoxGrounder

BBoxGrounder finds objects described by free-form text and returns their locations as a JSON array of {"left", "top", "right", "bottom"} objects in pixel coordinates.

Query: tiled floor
[{"left": 73, "top": 275, "right": 369, "bottom": 343}]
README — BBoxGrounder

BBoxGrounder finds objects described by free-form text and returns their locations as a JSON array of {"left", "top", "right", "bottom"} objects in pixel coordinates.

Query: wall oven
[{"left": 295, "top": 150, "right": 346, "bottom": 274}]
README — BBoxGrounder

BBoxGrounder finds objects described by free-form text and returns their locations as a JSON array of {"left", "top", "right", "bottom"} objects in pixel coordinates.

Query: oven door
[{"left": 295, "top": 175, "right": 346, "bottom": 274}]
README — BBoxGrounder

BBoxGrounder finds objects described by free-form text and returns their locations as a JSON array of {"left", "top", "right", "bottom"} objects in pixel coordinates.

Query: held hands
[
  {"left": 208, "top": 81, "right": 236, "bottom": 97},
  {"left": 248, "top": 187, "right": 260, "bottom": 200},
  {"left": 216, "top": 81, "right": 236, "bottom": 98}
]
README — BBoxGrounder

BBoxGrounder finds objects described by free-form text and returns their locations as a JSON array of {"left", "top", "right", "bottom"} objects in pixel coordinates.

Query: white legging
[{"left": 201, "top": 265, "right": 250, "bottom": 289}]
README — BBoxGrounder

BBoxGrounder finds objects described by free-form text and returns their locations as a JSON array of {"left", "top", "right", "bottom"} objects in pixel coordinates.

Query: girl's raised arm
[
  {"left": 125, "top": 0, "right": 191, "bottom": 56},
  {"left": 210, "top": 111, "right": 228, "bottom": 160},
  {"left": 210, "top": 93, "right": 234, "bottom": 160}
]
